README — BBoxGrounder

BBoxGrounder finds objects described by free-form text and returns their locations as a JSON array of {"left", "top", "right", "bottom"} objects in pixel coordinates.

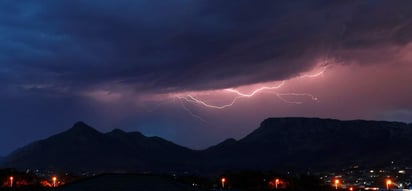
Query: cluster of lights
[
  {"left": 220, "top": 177, "right": 283, "bottom": 189},
  {"left": 4, "top": 174, "right": 397, "bottom": 190},
  {"left": 6, "top": 176, "right": 58, "bottom": 188},
  {"left": 332, "top": 178, "right": 394, "bottom": 191}
]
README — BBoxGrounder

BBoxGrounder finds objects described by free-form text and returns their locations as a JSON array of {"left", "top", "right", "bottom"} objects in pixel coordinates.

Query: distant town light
[
  {"left": 9, "top": 176, "right": 14, "bottom": 188},
  {"left": 398, "top": 170, "right": 406, "bottom": 174},
  {"left": 221, "top": 177, "right": 226, "bottom": 188},
  {"left": 364, "top": 187, "right": 379, "bottom": 191},
  {"left": 52, "top": 176, "right": 58, "bottom": 187},
  {"left": 334, "top": 179, "right": 340, "bottom": 190},
  {"left": 386, "top": 179, "right": 392, "bottom": 190},
  {"left": 275, "top": 178, "right": 280, "bottom": 189}
]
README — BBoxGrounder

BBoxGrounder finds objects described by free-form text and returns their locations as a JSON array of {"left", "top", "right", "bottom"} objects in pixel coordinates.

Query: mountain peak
[
  {"left": 107, "top": 128, "right": 128, "bottom": 137},
  {"left": 206, "top": 138, "right": 237, "bottom": 151},
  {"left": 110, "top": 128, "right": 126, "bottom": 134},
  {"left": 73, "top": 121, "right": 89, "bottom": 127},
  {"left": 68, "top": 121, "right": 100, "bottom": 134}
]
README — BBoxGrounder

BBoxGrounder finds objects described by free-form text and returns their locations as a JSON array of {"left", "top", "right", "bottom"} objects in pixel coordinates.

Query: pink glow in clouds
[
  {"left": 173, "top": 65, "right": 327, "bottom": 111},
  {"left": 76, "top": 43, "right": 412, "bottom": 150}
]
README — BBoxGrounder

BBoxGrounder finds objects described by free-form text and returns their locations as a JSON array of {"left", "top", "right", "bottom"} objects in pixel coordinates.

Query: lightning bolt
[
  {"left": 177, "top": 94, "right": 241, "bottom": 109},
  {"left": 275, "top": 93, "right": 319, "bottom": 104},
  {"left": 186, "top": 95, "right": 240, "bottom": 109},
  {"left": 177, "top": 65, "right": 328, "bottom": 120},
  {"left": 177, "top": 81, "right": 285, "bottom": 109},
  {"left": 177, "top": 97, "right": 207, "bottom": 122},
  {"left": 224, "top": 81, "right": 285, "bottom": 97},
  {"left": 299, "top": 66, "right": 328, "bottom": 78}
]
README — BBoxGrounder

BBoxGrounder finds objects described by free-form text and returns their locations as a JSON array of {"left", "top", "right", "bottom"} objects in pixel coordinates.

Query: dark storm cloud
[
  {"left": 1, "top": 0, "right": 412, "bottom": 94},
  {"left": 1, "top": 0, "right": 412, "bottom": 155}
]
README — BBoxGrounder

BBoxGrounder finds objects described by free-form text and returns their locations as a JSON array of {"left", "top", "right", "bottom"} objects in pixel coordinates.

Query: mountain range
[{"left": 2, "top": 118, "right": 412, "bottom": 173}]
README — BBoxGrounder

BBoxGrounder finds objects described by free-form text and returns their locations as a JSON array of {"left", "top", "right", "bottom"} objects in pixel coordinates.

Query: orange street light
[
  {"left": 221, "top": 177, "right": 226, "bottom": 188},
  {"left": 334, "top": 179, "right": 340, "bottom": 190},
  {"left": 275, "top": 178, "right": 280, "bottom": 189},
  {"left": 52, "top": 176, "right": 57, "bottom": 187},
  {"left": 386, "top": 179, "right": 392, "bottom": 190},
  {"left": 9, "top": 176, "right": 14, "bottom": 188}
]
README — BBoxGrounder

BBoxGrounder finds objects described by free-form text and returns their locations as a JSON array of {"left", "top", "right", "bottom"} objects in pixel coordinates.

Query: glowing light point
[
  {"left": 52, "top": 176, "right": 57, "bottom": 187},
  {"left": 275, "top": 178, "right": 280, "bottom": 189},
  {"left": 386, "top": 179, "right": 392, "bottom": 190},
  {"left": 10, "top": 176, "right": 14, "bottom": 188},
  {"left": 334, "top": 179, "right": 340, "bottom": 190},
  {"left": 221, "top": 177, "right": 226, "bottom": 188}
]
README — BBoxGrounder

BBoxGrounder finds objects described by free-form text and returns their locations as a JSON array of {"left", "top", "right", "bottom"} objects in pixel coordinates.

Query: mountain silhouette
[
  {"left": 3, "top": 121, "right": 195, "bottom": 172},
  {"left": 201, "top": 117, "right": 412, "bottom": 171},
  {"left": 2, "top": 118, "right": 412, "bottom": 173}
]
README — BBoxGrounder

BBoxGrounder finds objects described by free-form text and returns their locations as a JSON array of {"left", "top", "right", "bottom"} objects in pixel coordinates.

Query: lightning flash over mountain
[{"left": 176, "top": 65, "right": 328, "bottom": 119}]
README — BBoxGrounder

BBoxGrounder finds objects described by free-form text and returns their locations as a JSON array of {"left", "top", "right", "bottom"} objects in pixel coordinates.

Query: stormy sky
[{"left": 1, "top": 0, "right": 412, "bottom": 155}]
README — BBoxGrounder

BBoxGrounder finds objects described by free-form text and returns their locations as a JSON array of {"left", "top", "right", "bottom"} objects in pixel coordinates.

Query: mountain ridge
[
  {"left": 2, "top": 117, "right": 412, "bottom": 173},
  {"left": 3, "top": 121, "right": 195, "bottom": 172}
]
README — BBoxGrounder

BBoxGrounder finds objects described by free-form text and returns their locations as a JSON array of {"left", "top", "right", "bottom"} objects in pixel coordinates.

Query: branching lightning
[
  {"left": 177, "top": 81, "right": 286, "bottom": 110},
  {"left": 224, "top": 81, "right": 285, "bottom": 97},
  {"left": 275, "top": 93, "right": 319, "bottom": 104},
  {"left": 177, "top": 97, "right": 207, "bottom": 122},
  {"left": 185, "top": 95, "right": 241, "bottom": 109},
  {"left": 176, "top": 65, "right": 328, "bottom": 120}
]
